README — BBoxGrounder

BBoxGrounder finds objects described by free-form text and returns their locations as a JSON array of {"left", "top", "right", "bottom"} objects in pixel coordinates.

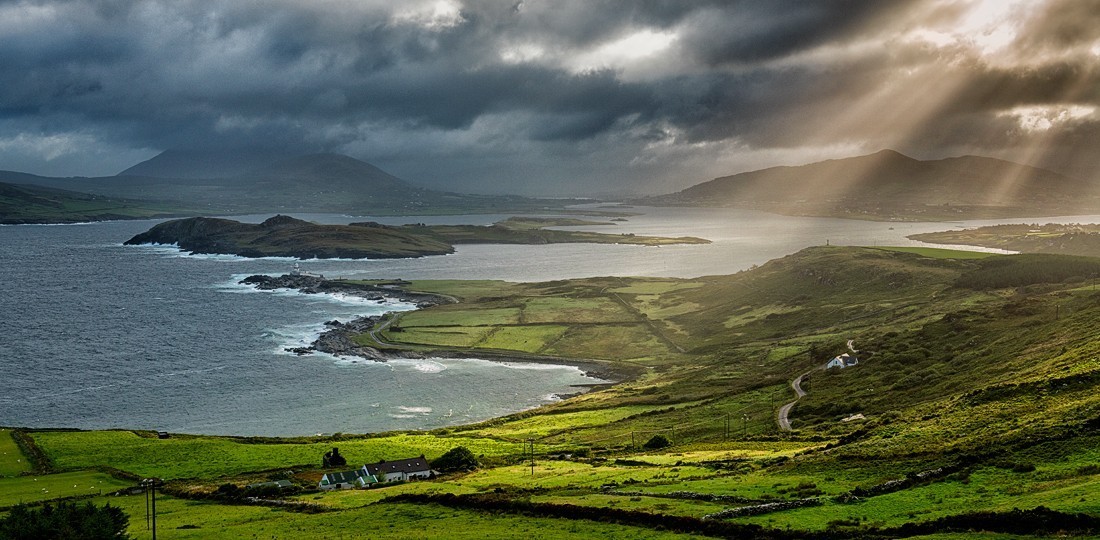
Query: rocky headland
[
  {"left": 240, "top": 273, "right": 642, "bottom": 383},
  {"left": 240, "top": 273, "right": 451, "bottom": 360},
  {"left": 125, "top": 215, "right": 710, "bottom": 260}
]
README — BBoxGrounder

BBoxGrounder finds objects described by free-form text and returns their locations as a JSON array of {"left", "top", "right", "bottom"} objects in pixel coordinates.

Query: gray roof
[
  {"left": 322, "top": 470, "right": 363, "bottom": 485},
  {"left": 364, "top": 456, "right": 431, "bottom": 476}
]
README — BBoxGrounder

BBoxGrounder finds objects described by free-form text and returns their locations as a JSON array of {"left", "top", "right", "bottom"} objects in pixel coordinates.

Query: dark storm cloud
[
  {"left": 679, "top": 0, "right": 924, "bottom": 65},
  {"left": 0, "top": 0, "right": 1095, "bottom": 192}
]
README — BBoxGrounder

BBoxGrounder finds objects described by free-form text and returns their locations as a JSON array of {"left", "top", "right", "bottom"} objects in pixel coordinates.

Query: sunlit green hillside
[{"left": 6, "top": 247, "right": 1100, "bottom": 538}]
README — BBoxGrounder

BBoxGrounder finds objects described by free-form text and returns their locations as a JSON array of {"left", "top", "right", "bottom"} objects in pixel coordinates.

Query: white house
[
  {"left": 363, "top": 456, "right": 435, "bottom": 482},
  {"left": 826, "top": 353, "right": 859, "bottom": 369},
  {"left": 318, "top": 470, "right": 378, "bottom": 490}
]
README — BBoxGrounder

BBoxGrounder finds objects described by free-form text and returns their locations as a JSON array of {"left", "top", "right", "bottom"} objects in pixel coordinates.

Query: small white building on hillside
[{"left": 826, "top": 353, "right": 859, "bottom": 369}]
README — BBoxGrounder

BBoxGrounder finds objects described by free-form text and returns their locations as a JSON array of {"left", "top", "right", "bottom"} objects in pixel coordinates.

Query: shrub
[
  {"left": 643, "top": 434, "right": 672, "bottom": 450},
  {"left": 0, "top": 501, "right": 130, "bottom": 540},
  {"left": 431, "top": 446, "right": 479, "bottom": 472}
]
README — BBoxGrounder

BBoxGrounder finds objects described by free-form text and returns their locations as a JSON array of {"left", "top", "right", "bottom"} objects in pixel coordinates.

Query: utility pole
[
  {"left": 528, "top": 439, "right": 534, "bottom": 476},
  {"left": 631, "top": 431, "right": 635, "bottom": 451},
  {"left": 142, "top": 478, "right": 162, "bottom": 540},
  {"left": 725, "top": 413, "right": 730, "bottom": 440}
]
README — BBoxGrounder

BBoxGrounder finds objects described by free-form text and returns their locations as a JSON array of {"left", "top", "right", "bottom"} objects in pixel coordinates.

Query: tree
[
  {"left": 0, "top": 501, "right": 130, "bottom": 539},
  {"left": 643, "top": 434, "right": 672, "bottom": 450},
  {"left": 431, "top": 446, "right": 479, "bottom": 473}
]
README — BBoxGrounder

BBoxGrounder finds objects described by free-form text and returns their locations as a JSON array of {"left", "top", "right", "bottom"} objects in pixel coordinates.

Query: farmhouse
[
  {"left": 364, "top": 455, "right": 435, "bottom": 482},
  {"left": 826, "top": 353, "right": 859, "bottom": 369},
  {"left": 318, "top": 470, "right": 378, "bottom": 490}
]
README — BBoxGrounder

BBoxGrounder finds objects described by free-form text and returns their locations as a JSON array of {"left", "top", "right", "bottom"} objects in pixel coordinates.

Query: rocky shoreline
[
  {"left": 239, "top": 273, "right": 643, "bottom": 384},
  {"left": 240, "top": 273, "right": 450, "bottom": 360}
]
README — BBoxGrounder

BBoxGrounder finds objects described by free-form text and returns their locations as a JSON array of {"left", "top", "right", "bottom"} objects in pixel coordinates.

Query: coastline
[{"left": 239, "top": 273, "right": 645, "bottom": 386}]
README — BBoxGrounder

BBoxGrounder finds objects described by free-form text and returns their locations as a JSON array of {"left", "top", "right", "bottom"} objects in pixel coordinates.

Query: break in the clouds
[{"left": 0, "top": 0, "right": 1097, "bottom": 195}]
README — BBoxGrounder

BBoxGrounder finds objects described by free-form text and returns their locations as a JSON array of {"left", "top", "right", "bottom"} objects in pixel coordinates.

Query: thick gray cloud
[{"left": 0, "top": 0, "right": 1096, "bottom": 194}]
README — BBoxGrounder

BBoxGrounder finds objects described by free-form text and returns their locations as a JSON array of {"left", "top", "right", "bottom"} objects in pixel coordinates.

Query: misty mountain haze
[
  {"left": 4, "top": 147, "right": 1096, "bottom": 223},
  {"left": 2, "top": 151, "right": 563, "bottom": 216},
  {"left": 645, "top": 149, "right": 1099, "bottom": 220}
]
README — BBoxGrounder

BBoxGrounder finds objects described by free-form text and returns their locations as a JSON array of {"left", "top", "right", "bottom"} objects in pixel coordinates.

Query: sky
[{"left": 1, "top": 0, "right": 1098, "bottom": 196}]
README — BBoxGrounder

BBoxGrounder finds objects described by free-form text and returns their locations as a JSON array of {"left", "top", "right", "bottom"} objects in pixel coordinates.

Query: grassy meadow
[{"left": 7, "top": 246, "right": 1100, "bottom": 538}]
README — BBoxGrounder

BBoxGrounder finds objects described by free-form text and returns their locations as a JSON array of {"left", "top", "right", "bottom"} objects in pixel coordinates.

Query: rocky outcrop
[
  {"left": 125, "top": 215, "right": 455, "bottom": 259},
  {"left": 240, "top": 273, "right": 451, "bottom": 360},
  {"left": 240, "top": 274, "right": 444, "bottom": 307}
]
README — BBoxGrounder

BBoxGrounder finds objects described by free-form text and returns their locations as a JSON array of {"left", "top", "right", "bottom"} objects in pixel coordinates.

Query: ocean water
[{"left": 2, "top": 208, "right": 1097, "bottom": 436}]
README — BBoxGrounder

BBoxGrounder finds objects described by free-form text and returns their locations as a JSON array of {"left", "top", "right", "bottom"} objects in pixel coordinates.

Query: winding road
[
  {"left": 777, "top": 370, "right": 812, "bottom": 431},
  {"left": 777, "top": 340, "right": 859, "bottom": 431}
]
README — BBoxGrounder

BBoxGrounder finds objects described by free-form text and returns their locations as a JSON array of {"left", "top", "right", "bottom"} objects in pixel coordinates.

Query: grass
[
  {"left": 0, "top": 429, "right": 31, "bottom": 477},
  {"left": 475, "top": 325, "right": 570, "bottom": 353},
  {"left": 32, "top": 431, "right": 525, "bottom": 479},
  {"left": 871, "top": 246, "right": 1001, "bottom": 259},
  {"left": 96, "top": 494, "right": 712, "bottom": 540},
  {"left": 0, "top": 471, "right": 134, "bottom": 508}
]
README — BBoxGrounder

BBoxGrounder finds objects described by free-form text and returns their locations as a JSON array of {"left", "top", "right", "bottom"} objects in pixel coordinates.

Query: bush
[
  {"left": 431, "top": 446, "right": 479, "bottom": 472},
  {"left": 0, "top": 501, "right": 130, "bottom": 540},
  {"left": 643, "top": 434, "right": 672, "bottom": 450}
]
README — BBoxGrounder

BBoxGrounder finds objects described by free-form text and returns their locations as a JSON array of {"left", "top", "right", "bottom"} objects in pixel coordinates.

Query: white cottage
[
  {"left": 318, "top": 470, "right": 378, "bottom": 490},
  {"left": 826, "top": 353, "right": 859, "bottom": 369},
  {"left": 363, "top": 456, "right": 435, "bottom": 482}
]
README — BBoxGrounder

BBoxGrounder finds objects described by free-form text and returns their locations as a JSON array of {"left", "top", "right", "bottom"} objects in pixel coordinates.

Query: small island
[{"left": 124, "top": 215, "right": 709, "bottom": 259}]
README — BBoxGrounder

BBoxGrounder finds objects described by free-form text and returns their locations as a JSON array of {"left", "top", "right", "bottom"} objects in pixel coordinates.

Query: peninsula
[
  {"left": 910, "top": 223, "right": 1100, "bottom": 257},
  {"left": 124, "top": 215, "right": 710, "bottom": 259}
]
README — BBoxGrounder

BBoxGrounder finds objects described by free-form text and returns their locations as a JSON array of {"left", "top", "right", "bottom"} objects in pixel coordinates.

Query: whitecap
[
  {"left": 396, "top": 406, "right": 433, "bottom": 415},
  {"left": 389, "top": 359, "right": 447, "bottom": 374}
]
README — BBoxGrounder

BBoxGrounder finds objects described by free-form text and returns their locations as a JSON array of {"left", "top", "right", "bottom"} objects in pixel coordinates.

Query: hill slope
[
  {"left": 8, "top": 152, "right": 566, "bottom": 216},
  {"left": 0, "top": 181, "right": 184, "bottom": 224},
  {"left": 116, "top": 148, "right": 285, "bottom": 178},
  {"left": 648, "top": 150, "right": 1097, "bottom": 220}
]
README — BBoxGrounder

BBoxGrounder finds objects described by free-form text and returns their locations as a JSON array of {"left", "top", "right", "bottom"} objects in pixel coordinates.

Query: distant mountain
[
  {"left": 647, "top": 150, "right": 1099, "bottom": 220},
  {"left": 0, "top": 181, "right": 183, "bottom": 224},
  {"left": 117, "top": 148, "right": 287, "bottom": 179},
  {"left": 7, "top": 151, "right": 564, "bottom": 216}
]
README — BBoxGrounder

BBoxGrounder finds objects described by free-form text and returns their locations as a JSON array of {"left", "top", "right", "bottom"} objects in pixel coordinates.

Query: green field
[
  {"left": 0, "top": 471, "right": 134, "bottom": 508},
  {"left": 32, "top": 431, "right": 525, "bottom": 479},
  {"left": 0, "top": 429, "right": 31, "bottom": 477}
]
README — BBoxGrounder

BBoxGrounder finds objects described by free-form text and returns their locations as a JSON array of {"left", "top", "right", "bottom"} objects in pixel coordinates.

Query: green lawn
[
  {"left": 0, "top": 429, "right": 31, "bottom": 477},
  {"left": 32, "top": 431, "right": 525, "bottom": 479},
  {"left": 475, "top": 325, "right": 570, "bottom": 353},
  {"left": 521, "top": 297, "right": 636, "bottom": 324},
  {"left": 100, "top": 494, "right": 712, "bottom": 540},
  {"left": 0, "top": 471, "right": 134, "bottom": 508}
]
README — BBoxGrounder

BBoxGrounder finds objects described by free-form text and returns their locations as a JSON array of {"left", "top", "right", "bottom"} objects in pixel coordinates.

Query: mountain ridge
[
  {"left": 647, "top": 149, "right": 1096, "bottom": 220},
  {"left": 5, "top": 151, "right": 562, "bottom": 216}
]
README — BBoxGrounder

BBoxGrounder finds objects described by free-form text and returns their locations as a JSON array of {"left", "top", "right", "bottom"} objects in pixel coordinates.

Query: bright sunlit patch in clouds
[
  {"left": 913, "top": 0, "right": 1042, "bottom": 61},
  {"left": 391, "top": 0, "right": 465, "bottom": 30},
  {"left": 1000, "top": 104, "right": 1097, "bottom": 132},
  {"left": 499, "top": 43, "right": 546, "bottom": 64},
  {"left": 567, "top": 30, "right": 677, "bottom": 75},
  {"left": 956, "top": 0, "right": 1028, "bottom": 54}
]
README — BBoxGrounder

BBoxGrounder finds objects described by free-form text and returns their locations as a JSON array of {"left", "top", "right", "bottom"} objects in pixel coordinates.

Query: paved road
[{"left": 777, "top": 371, "right": 811, "bottom": 431}]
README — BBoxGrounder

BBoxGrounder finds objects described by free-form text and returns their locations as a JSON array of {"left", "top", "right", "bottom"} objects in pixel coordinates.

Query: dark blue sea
[{"left": 1, "top": 208, "right": 1076, "bottom": 436}]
